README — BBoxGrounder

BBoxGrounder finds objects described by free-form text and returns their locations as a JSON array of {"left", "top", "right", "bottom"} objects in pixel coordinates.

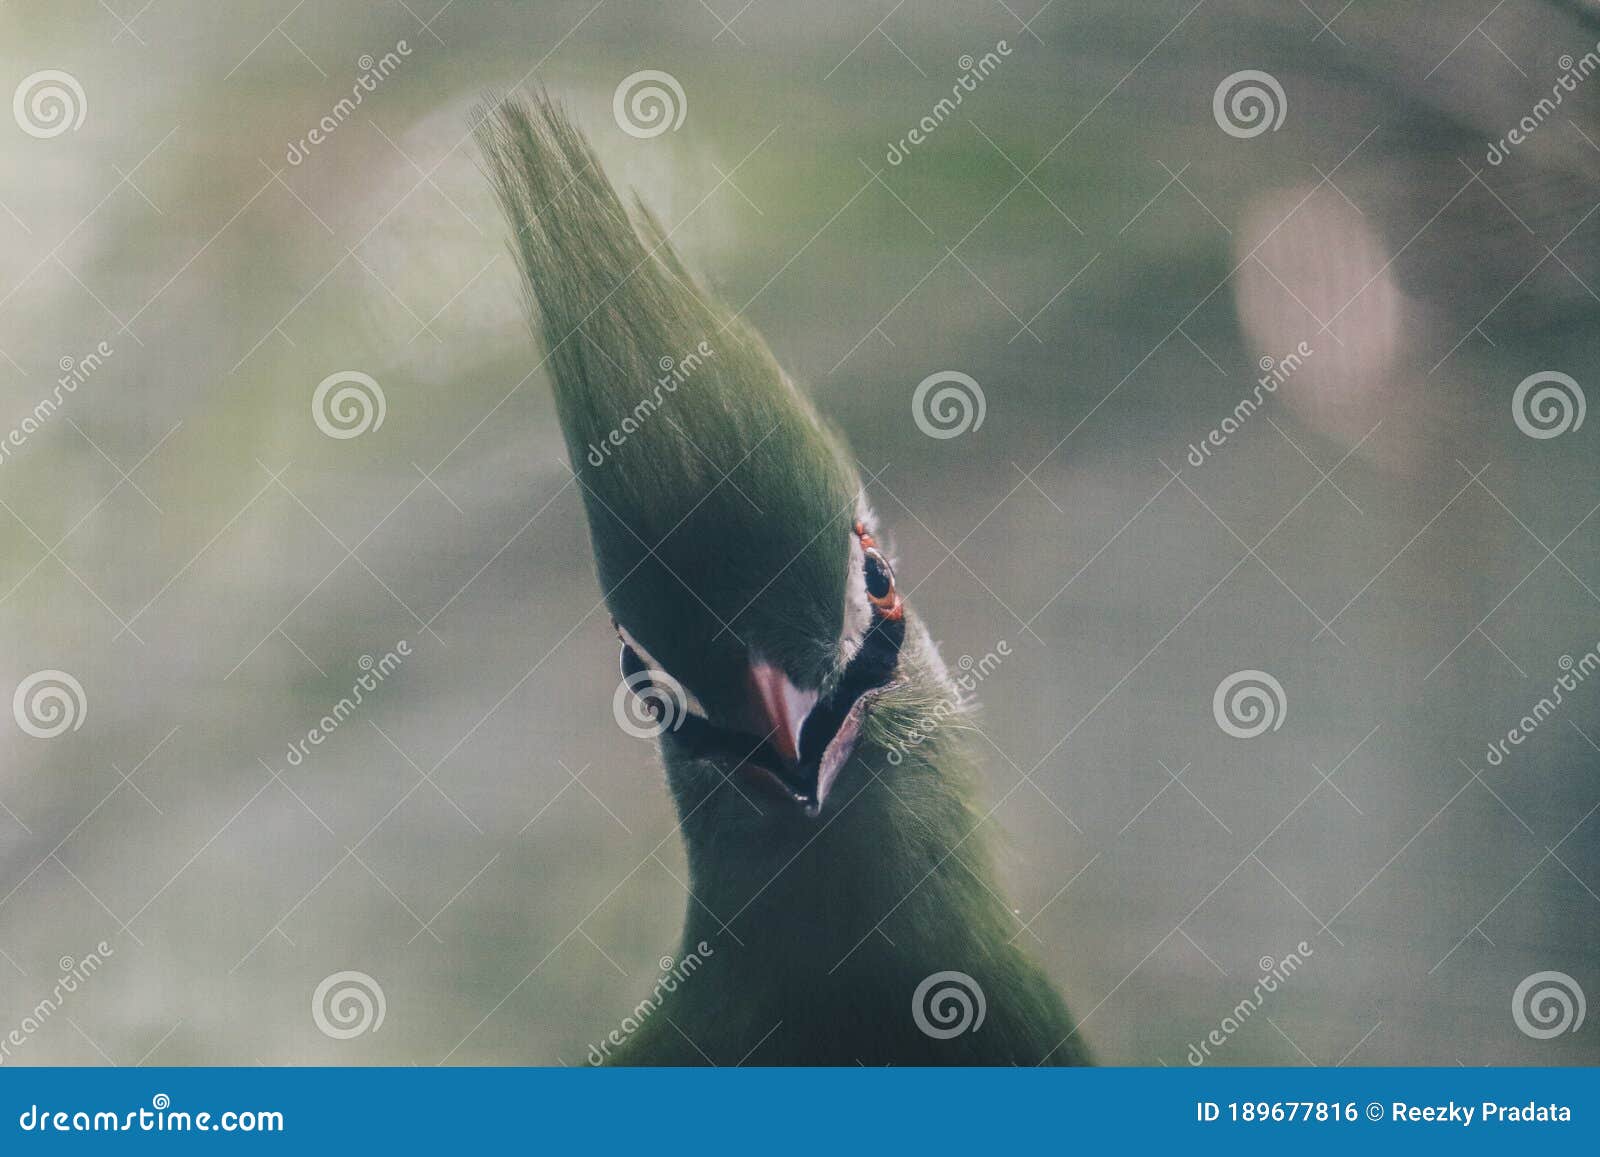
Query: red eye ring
[{"left": 854, "top": 521, "right": 903, "bottom": 620}]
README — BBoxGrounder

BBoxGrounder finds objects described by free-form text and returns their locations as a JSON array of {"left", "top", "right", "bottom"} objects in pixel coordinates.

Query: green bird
[{"left": 477, "top": 93, "right": 1087, "bottom": 1066}]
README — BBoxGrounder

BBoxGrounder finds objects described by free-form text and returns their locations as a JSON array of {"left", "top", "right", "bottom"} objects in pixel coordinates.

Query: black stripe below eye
[{"left": 796, "top": 613, "right": 904, "bottom": 766}]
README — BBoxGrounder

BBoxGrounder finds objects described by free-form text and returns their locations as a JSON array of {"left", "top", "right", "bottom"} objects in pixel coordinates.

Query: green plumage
[{"left": 477, "top": 93, "right": 1088, "bottom": 1066}]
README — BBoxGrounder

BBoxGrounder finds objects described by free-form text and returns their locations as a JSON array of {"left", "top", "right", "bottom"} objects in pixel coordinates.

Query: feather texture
[{"left": 478, "top": 92, "right": 1087, "bottom": 1065}]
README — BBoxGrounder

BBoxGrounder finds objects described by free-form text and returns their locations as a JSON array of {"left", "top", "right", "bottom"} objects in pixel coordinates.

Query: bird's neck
[
  {"left": 677, "top": 736, "right": 1014, "bottom": 981},
  {"left": 632, "top": 707, "right": 1084, "bottom": 1064}
]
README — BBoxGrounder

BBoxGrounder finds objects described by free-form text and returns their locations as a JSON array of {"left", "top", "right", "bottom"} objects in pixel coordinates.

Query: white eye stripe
[
  {"left": 839, "top": 514, "right": 876, "bottom": 665},
  {"left": 615, "top": 622, "right": 710, "bottom": 720}
]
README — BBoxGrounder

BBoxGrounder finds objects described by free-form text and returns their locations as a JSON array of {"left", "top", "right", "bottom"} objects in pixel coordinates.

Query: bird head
[{"left": 478, "top": 95, "right": 916, "bottom": 822}]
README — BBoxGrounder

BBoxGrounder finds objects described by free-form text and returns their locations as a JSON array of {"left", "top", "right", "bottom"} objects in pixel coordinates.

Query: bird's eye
[
  {"left": 853, "top": 519, "right": 903, "bottom": 619},
  {"left": 863, "top": 547, "right": 895, "bottom": 604}
]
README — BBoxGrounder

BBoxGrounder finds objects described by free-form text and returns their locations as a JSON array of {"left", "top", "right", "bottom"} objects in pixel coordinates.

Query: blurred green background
[{"left": 0, "top": 0, "right": 1597, "bottom": 1065}]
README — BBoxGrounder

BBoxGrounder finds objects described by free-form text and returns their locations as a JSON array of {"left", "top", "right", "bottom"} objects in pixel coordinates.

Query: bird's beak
[
  {"left": 738, "top": 658, "right": 876, "bottom": 817},
  {"left": 742, "top": 661, "right": 818, "bottom": 768}
]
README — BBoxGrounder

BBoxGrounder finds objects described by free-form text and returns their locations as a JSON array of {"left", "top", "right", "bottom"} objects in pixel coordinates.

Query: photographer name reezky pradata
[{"left": 1196, "top": 1101, "right": 1575, "bottom": 1126}]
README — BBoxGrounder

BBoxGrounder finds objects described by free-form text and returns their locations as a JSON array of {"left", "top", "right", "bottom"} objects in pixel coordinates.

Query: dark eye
[
  {"left": 853, "top": 520, "right": 904, "bottom": 619},
  {"left": 863, "top": 547, "right": 896, "bottom": 606}
]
